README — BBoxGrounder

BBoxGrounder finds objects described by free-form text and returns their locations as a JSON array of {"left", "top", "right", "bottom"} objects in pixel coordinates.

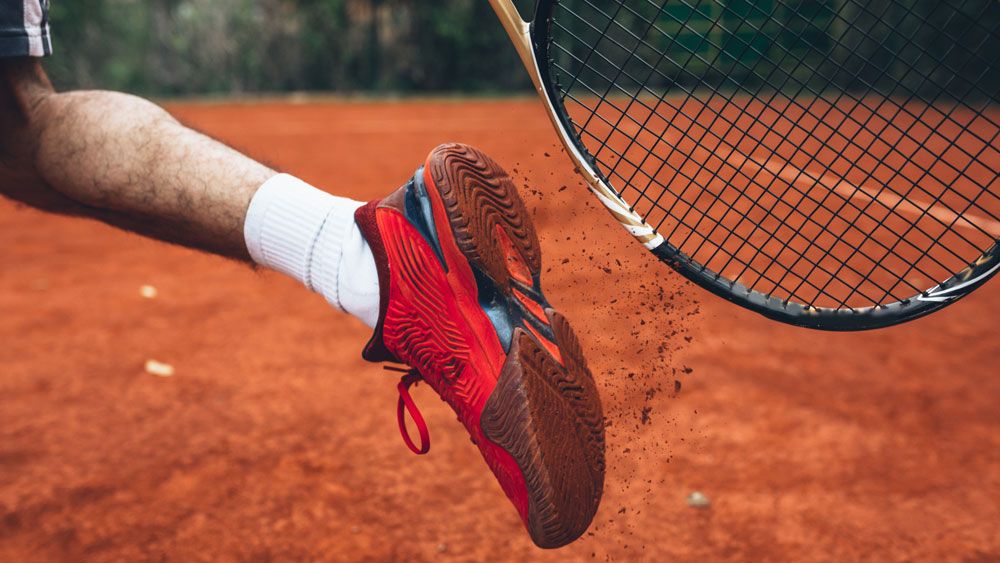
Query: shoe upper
[{"left": 352, "top": 167, "right": 533, "bottom": 521}]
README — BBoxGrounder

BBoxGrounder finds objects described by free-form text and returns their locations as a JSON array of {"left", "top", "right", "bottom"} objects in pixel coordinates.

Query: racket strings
[
  {"left": 551, "top": 19, "right": 966, "bottom": 304},
  {"left": 545, "top": 0, "right": 1000, "bottom": 309},
  {"left": 647, "top": 1, "right": 995, "bottom": 225},
  {"left": 569, "top": 108, "right": 897, "bottom": 305},
  {"left": 556, "top": 0, "right": 992, "bottom": 276},
  {"left": 632, "top": 0, "right": 1000, "bottom": 306},
  {"left": 554, "top": 64, "right": 944, "bottom": 305},
  {"left": 565, "top": 0, "right": 997, "bottom": 230},
  {"left": 574, "top": 0, "right": 998, "bottom": 200}
]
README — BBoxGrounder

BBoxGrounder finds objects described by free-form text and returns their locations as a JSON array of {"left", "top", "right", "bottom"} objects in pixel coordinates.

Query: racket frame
[{"left": 488, "top": 0, "right": 999, "bottom": 330}]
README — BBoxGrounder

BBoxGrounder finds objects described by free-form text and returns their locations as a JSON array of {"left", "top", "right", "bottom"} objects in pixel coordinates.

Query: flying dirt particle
[
  {"left": 562, "top": 258, "right": 570, "bottom": 264},
  {"left": 559, "top": 185, "right": 568, "bottom": 191},
  {"left": 144, "top": 359, "right": 174, "bottom": 377},
  {"left": 436, "top": 544, "right": 448, "bottom": 553},
  {"left": 618, "top": 507, "right": 626, "bottom": 514},
  {"left": 640, "top": 406, "right": 652, "bottom": 425},
  {"left": 674, "top": 380, "right": 682, "bottom": 393},
  {"left": 139, "top": 284, "right": 158, "bottom": 299},
  {"left": 686, "top": 491, "right": 711, "bottom": 509},
  {"left": 682, "top": 366, "right": 694, "bottom": 374},
  {"left": 544, "top": 152, "right": 551, "bottom": 157}
]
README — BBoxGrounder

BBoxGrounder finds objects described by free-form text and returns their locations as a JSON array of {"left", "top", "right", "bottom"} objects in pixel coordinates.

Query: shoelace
[{"left": 384, "top": 366, "right": 430, "bottom": 455}]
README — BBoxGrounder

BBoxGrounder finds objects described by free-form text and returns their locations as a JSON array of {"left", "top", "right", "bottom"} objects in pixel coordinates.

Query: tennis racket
[{"left": 488, "top": 0, "right": 999, "bottom": 330}]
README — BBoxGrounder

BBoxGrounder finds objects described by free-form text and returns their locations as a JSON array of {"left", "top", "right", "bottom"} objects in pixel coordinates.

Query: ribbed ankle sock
[{"left": 243, "top": 173, "right": 380, "bottom": 328}]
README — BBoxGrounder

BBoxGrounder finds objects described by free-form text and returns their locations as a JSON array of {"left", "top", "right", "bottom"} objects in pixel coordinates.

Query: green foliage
[
  {"left": 552, "top": 0, "right": 997, "bottom": 101},
  {"left": 44, "top": 0, "right": 996, "bottom": 99},
  {"left": 44, "top": 0, "right": 528, "bottom": 96}
]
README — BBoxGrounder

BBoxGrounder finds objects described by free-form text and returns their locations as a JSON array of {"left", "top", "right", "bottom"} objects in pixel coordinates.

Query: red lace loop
[{"left": 396, "top": 370, "right": 430, "bottom": 455}]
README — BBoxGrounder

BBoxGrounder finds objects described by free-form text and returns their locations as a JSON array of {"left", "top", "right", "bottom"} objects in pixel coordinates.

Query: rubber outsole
[{"left": 427, "top": 144, "right": 606, "bottom": 549}]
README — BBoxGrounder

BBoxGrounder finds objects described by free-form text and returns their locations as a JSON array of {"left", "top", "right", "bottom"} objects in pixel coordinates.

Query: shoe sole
[{"left": 425, "top": 143, "right": 606, "bottom": 549}]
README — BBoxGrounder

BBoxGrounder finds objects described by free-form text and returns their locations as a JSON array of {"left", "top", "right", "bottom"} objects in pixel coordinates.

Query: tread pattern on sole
[
  {"left": 427, "top": 143, "right": 606, "bottom": 549},
  {"left": 546, "top": 309, "right": 605, "bottom": 478},
  {"left": 481, "top": 331, "right": 605, "bottom": 549},
  {"left": 429, "top": 143, "right": 542, "bottom": 287}
]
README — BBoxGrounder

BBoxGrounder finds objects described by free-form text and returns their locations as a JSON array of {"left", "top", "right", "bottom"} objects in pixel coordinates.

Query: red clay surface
[{"left": 1, "top": 99, "right": 998, "bottom": 561}]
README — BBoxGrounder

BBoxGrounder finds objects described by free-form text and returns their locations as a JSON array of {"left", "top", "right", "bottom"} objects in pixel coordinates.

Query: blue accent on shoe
[
  {"left": 472, "top": 267, "right": 516, "bottom": 352},
  {"left": 403, "top": 168, "right": 447, "bottom": 271}
]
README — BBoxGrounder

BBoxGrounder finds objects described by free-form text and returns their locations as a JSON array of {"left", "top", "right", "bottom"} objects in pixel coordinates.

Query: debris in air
[
  {"left": 640, "top": 406, "right": 652, "bottom": 425},
  {"left": 145, "top": 359, "right": 175, "bottom": 377},
  {"left": 139, "top": 284, "right": 158, "bottom": 298},
  {"left": 686, "top": 491, "right": 710, "bottom": 509}
]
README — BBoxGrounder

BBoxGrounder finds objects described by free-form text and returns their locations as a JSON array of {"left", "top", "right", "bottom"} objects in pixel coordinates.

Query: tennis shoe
[{"left": 354, "top": 143, "right": 605, "bottom": 548}]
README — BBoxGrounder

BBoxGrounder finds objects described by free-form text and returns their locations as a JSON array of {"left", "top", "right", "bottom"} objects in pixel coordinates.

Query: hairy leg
[{"left": 0, "top": 58, "right": 275, "bottom": 260}]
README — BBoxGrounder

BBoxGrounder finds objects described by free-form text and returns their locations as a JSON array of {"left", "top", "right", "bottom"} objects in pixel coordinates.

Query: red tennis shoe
[{"left": 354, "top": 143, "right": 605, "bottom": 548}]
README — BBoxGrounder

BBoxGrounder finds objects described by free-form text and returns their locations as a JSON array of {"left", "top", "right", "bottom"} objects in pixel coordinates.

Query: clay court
[{"left": 1, "top": 99, "right": 998, "bottom": 561}]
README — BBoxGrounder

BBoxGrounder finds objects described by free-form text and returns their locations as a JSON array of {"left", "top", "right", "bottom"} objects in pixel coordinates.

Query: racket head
[{"left": 524, "top": 0, "right": 1000, "bottom": 330}]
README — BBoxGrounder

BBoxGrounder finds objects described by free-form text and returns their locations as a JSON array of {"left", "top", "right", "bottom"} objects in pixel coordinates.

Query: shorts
[{"left": 0, "top": 0, "right": 51, "bottom": 58}]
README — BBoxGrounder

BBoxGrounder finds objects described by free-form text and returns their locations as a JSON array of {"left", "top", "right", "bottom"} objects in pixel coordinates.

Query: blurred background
[
  {"left": 45, "top": 0, "right": 532, "bottom": 96},
  {"left": 46, "top": 0, "right": 998, "bottom": 98}
]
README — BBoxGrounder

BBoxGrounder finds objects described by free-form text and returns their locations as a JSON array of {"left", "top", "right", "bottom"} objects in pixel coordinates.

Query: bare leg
[{"left": 0, "top": 59, "right": 274, "bottom": 260}]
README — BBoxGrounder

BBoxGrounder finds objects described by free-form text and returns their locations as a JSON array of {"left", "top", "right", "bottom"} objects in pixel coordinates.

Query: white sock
[{"left": 243, "top": 174, "right": 380, "bottom": 328}]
